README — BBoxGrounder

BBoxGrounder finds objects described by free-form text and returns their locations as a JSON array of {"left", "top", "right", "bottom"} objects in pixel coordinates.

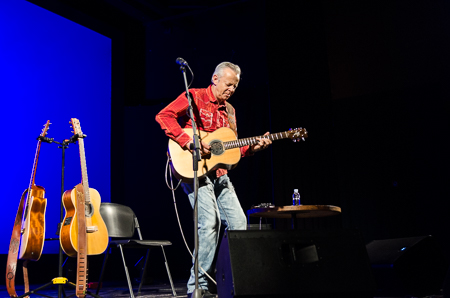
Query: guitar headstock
[
  {"left": 41, "top": 120, "right": 51, "bottom": 137},
  {"left": 70, "top": 118, "right": 84, "bottom": 138},
  {"left": 287, "top": 127, "right": 308, "bottom": 142}
]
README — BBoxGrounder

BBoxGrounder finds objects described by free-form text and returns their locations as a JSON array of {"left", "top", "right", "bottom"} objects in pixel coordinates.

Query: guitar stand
[
  {"left": 16, "top": 276, "right": 99, "bottom": 298},
  {"left": 17, "top": 137, "right": 101, "bottom": 298}
]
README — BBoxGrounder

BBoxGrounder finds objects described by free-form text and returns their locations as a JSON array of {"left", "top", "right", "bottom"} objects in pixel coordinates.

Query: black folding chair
[{"left": 96, "top": 202, "right": 176, "bottom": 297}]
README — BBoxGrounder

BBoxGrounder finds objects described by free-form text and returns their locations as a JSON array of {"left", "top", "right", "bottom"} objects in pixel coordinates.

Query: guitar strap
[
  {"left": 225, "top": 102, "right": 238, "bottom": 137},
  {"left": 75, "top": 184, "right": 87, "bottom": 298},
  {"left": 6, "top": 190, "right": 30, "bottom": 298}
]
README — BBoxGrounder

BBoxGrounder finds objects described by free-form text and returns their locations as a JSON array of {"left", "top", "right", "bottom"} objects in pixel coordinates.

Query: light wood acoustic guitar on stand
[
  {"left": 168, "top": 127, "right": 308, "bottom": 182},
  {"left": 60, "top": 118, "right": 108, "bottom": 298}
]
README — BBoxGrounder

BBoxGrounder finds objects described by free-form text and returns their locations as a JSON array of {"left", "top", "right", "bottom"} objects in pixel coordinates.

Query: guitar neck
[
  {"left": 22, "top": 141, "right": 39, "bottom": 229},
  {"left": 223, "top": 131, "right": 291, "bottom": 150},
  {"left": 23, "top": 122, "right": 49, "bottom": 227},
  {"left": 76, "top": 136, "right": 89, "bottom": 297},
  {"left": 29, "top": 140, "right": 42, "bottom": 190},
  {"left": 78, "top": 138, "right": 91, "bottom": 204}
]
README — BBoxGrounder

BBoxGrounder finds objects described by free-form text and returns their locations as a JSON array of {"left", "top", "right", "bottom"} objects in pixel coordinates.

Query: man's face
[{"left": 212, "top": 68, "right": 240, "bottom": 102}]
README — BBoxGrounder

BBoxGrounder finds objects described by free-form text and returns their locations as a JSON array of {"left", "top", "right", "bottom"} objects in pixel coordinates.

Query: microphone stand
[{"left": 178, "top": 63, "right": 203, "bottom": 298}]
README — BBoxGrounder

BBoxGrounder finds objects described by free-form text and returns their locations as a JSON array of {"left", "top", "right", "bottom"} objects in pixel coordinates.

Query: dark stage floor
[
  {"left": 0, "top": 283, "right": 446, "bottom": 298},
  {"left": 0, "top": 282, "right": 189, "bottom": 298}
]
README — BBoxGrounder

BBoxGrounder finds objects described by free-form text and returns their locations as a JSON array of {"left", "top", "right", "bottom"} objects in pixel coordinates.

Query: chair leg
[
  {"left": 96, "top": 246, "right": 110, "bottom": 295},
  {"left": 119, "top": 244, "right": 135, "bottom": 298},
  {"left": 161, "top": 245, "right": 177, "bottom": 296},
  {"left": 138, "top": 249, "right": 151, "bottom": 295}
]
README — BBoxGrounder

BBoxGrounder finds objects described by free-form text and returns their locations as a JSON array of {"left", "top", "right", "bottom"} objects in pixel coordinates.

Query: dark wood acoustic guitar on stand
[
  {"left": 60, "top": 118, "right": 108, "bottom": 298},
  {"left": 168, "top": 127, "right": 308, "bottom": 182},
  {"left": 6, "top": 120, "right": 50, "bottom": 297}
]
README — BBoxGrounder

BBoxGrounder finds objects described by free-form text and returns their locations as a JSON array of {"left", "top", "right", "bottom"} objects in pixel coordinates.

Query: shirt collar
[
  {"left": 206, "top": 85, "right": 217, "bottom": 103},
  {"left": 207, "top": 85, "right": 227, "bottom": 107}
]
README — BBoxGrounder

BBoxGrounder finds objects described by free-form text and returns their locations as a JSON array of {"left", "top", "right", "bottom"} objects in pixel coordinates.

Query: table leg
[{"left": 292, "top": 213, "right": 297, "bottom": 229}]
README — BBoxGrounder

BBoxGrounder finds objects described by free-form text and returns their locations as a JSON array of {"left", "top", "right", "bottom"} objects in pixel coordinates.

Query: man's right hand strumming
[{"left": 184, "top": 140, "right": 211, "bottom": 157}]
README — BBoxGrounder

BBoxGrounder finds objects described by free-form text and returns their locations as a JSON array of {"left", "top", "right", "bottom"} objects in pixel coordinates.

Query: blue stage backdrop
[{"left": 0, "top": 0, "right": 111, "bottom": 254}]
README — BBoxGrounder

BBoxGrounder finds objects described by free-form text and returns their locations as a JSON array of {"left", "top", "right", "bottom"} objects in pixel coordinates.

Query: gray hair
[{"left": 211, "top": 62, "right": 241, "bottom": 82}]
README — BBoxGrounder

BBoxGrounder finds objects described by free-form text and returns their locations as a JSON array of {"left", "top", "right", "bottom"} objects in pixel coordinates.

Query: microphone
[{"left": 176, "top": 57, "right": 188, "bottom": 66}]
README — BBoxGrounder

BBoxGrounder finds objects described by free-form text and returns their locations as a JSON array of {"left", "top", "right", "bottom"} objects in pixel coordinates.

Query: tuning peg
[
  {"left": 302, "top": 137, "right": 305, "bottom": 141},
  {"left": 293, "top": 139, "right": 297, "bottom": 142}
]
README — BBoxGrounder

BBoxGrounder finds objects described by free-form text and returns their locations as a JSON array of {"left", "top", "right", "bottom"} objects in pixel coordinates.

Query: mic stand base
[{"left": 192, "top": 288, "right": 204, "bottom": 298}]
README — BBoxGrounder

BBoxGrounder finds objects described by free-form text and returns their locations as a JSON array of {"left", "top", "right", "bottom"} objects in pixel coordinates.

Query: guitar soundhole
[
  {"left": 84, "top": 203, "right": 94, "bottom": 218},
  {"left": 209, "top": 140, "right": 224, "bottom": 156}
]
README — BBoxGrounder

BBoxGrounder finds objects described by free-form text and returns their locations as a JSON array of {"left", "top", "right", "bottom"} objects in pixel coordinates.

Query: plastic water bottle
[{"left": 292, "top": 189, "right": 300, "bottom": 206}]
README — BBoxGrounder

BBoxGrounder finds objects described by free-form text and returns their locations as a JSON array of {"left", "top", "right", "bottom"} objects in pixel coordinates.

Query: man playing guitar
[{"left": 156, "top": 62, "right": 272, "bottom": 298}]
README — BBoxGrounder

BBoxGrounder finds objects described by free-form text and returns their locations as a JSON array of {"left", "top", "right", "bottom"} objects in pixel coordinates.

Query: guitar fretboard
[
  {"left": 224, "top": 131, "right": 295, "bottom": 150},
  {"left": 22, "top": 121, "right": 50, "bottom": 228},
  {"left": 78, "top": 137, "right": 91, "bottom": 205}
]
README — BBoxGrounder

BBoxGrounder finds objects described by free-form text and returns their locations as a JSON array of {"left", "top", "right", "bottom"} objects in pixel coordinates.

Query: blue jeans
[{"left": 182, "top": 174, "right": 247, "bottom": 294}]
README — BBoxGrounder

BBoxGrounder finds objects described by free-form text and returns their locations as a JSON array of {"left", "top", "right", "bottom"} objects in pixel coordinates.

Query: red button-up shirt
[{"left": 155, "top": 85, "right": 251, "bottom": 178}]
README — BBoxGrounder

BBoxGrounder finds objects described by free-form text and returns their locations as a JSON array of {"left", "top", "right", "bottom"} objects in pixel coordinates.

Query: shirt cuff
[
  {"left": 241, "top": 145, "right": 254, "bottom": 157},
  {"left": 176, "top": 132, "right": 192, "bottom": 148}
]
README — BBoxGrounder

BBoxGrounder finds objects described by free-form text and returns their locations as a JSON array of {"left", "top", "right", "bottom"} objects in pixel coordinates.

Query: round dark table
[{"left": 247, "top": 205, "right": 341, "bottom": 229}]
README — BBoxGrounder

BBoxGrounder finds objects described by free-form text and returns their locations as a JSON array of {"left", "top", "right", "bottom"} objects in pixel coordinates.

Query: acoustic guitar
[
  {"left": 168, "top": 127, "right": 308, "bottom": 182},
  {"left": 6, "top": 121, "right": 50, "bottom": 298},
  {"left": 60, "top": 118, "right": 108, "bottom": 296},
  {"left": 18, "top": 120, "right": 51, "bottom": 261},
  {"left": 60, "top": 118, "right": 108, "bottom": 256}
]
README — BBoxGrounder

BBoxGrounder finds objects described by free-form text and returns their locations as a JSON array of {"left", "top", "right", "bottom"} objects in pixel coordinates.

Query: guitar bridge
[{"left": 86, "top": 226, "right": 98, "bottom": 233}]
